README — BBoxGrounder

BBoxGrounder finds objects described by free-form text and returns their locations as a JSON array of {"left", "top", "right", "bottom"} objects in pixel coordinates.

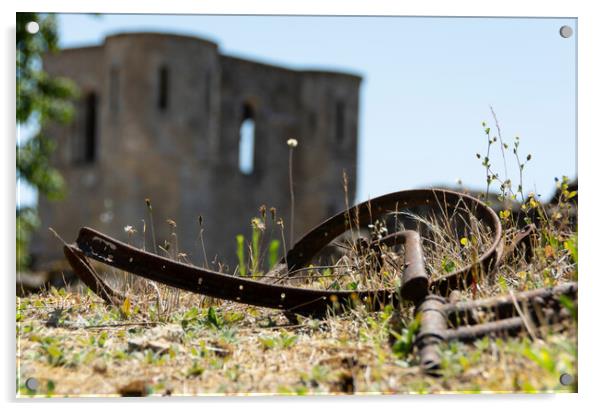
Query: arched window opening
[
  {"left": 158, "top": 65, "right": 169, "bottom": 111},
  {"left": 335, "top": 101, "right": 345, "bottom": 143},
  {"left": 239, "top": 103, "right": 255, "bottom": 175}
]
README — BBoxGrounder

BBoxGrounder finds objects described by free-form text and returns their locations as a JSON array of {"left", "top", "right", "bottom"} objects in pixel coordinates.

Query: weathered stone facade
[{"left": 32, "top": 32, "right": 360, "bottom": 270}]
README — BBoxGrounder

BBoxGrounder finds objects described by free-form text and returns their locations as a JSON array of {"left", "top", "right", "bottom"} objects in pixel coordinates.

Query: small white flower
[
  {"left": 251, "top": 217, "right": 266, "bottom": 231},
  {"left": 287, "top": 138, "right": 298, "bottom": 148},
  {"left": 124, "top": 225, "right": 135, "bottom": 235}
]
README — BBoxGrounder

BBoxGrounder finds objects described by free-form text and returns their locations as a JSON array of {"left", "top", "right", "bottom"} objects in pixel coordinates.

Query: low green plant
[
  {"left": 187, "top": 361, "right": 204, "bottom": 378},
  {"left": 236, "top": 234, "right": 246, "bottom": 276},
  {"left": 391, "top": 315, "right": 421, "bottom": 359},
  {"left": 37, "top": 336, "right": 66, "bottom": 366},
  {"left": 251, "top": 218, "right": 262, "bottom": 276},
  {"left": 268, "top": 239, "right": 281, "bottom": 269},
  {"left": 258, "top": 331, "right": 298, "bottom": 350},
  {"left": 564, "top": 234, "right": 578, "bottom": 269},
  {"left": 206, "top": 306, "right": 223, "bottom": 329}
]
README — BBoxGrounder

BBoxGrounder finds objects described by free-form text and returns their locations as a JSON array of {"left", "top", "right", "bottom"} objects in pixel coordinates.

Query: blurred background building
[{"left": 31, "top": 32, "right": 361, "bottom": 270}]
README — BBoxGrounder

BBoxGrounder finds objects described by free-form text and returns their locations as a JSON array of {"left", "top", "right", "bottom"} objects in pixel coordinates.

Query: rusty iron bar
[
  {"left": 415, "top": 295, "right": 448, "bottom": 372},
  {"left": 447, "top": 317, "right": 528, "bottom": 342},
  {"left": 445, "top": 307, "right": 575, "bottom": 343},
  {"left": 63, "top": 244, "right": 125, "bottom": 306},
  {"left": 444, "top": 281, "right": 577, "bottom": 326},
  {"left": 371, "top": 230, "right": 429, "bottom": 305},
  {"left": 365, "top": 230, "right": 429, "bottom": 304}
]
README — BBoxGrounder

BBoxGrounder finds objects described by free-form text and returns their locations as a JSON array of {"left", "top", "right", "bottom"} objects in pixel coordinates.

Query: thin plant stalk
[
  {"left": 145, "top": 198, "right": 158, "bottom": 254},
  {"left": 490, "top": 106, "right": 508, "bottom": 182},
  {"left": 278, "top": 218, "right": 288, "bottom": 270},
  {"left": 288, "top": 145, "right": 295, "bottom": 247},
  {"left": 199, "top": 229, "right": 209, "bottom": 269}
]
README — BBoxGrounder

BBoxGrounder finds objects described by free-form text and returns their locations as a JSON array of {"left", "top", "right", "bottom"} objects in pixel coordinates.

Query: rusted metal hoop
[{"left": 282, "top": 188, "right": 503, "bottom": 295}]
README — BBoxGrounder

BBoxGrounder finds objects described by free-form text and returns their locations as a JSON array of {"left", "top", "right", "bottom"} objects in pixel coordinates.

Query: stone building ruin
[{"left": 32, "top": 32, "right": 361, "bottom": 270}]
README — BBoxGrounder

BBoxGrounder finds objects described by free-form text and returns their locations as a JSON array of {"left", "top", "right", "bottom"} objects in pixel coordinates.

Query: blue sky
[{"left": 19, "top": 14, "right": 577, "bottom": 205}]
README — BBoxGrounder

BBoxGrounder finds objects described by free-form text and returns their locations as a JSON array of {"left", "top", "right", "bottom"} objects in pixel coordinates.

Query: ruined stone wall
[
  {"left": 32, "top": 45, "right": 106, "bottom": 265},
  {"left": 32, "top": 32, "right": 360, "bottom": 271}
]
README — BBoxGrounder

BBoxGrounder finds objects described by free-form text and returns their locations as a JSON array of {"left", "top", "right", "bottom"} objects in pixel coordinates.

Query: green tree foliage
[{"left": 16, "top": 13, "right": 78, "bottom": 269}]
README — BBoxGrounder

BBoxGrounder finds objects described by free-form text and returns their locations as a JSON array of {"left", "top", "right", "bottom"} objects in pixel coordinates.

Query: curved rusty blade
[
  {"left": 63, "top": 244, "right": 125, "bottom": 306},
  {"left": 66, "top": 188, "right": 503, "bottom": 315},
  {"left": 74, "top": 227, "right": 397, "bottom": 317}
]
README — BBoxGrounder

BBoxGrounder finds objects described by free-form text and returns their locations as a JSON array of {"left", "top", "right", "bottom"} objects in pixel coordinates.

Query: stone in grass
[
  {"left": 332, "top": 370, "right": 355, "bottom": 394},
  {"left": 92, "top": 359, "right": 107, "bottom": 374},
  {"left": 118, "top": 380, "right": 151, "bottom": 397},
  {"left": 127, "top": 338, "right": 171, "bottom": 355}
]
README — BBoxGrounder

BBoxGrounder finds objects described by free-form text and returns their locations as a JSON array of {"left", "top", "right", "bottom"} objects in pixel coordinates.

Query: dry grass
[
  {"left": 16, "top": 187, "right": 578, "bottom": 397},
  {"left": 16, "top": 287, "right": 576, "bottom": 396}
]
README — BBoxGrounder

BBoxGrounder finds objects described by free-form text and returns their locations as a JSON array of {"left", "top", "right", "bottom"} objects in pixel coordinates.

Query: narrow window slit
[
  {"left": 158, "top": 65, "right": 169, "bottom": 111},
  {"left": 74, "top": 91, "right": 98, "bottom": 165},
  {"left": 239, "top": 103, "right": 255, "bottom": 175}
]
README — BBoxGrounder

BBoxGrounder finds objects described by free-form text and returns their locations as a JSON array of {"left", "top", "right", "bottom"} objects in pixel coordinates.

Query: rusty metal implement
[
  {"left": 64, "top": 189, "right": 502, "bottom": 316},
  {"left": 415, "top": 282, "right": 577, "bottom": 373},
  {"left": 62, "top": 187, "right": 576, "bottom": 373}
]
